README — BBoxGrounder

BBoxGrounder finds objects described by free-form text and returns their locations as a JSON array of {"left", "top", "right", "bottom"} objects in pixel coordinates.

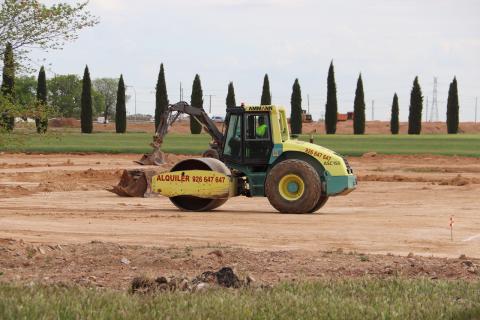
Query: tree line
[
  {"left": 0, "top": 0, "right": 464, "bottom": 136},
  {"left": 0, "top": 43, "right": 129, "bottom": 133},
  {"left": 0, "top": 46, "right": 462, "bottom": 135},
  {"left": 154, "top": 62, "right": 461, "bottom": 135}
]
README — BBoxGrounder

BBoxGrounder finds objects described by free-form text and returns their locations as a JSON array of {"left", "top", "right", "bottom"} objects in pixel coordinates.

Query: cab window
[
  {"left": 245, "top": 114, "right": 270, "bottom": 140},
  {"left": 244, "top": 113, "right": 272, "bottom": 163}
]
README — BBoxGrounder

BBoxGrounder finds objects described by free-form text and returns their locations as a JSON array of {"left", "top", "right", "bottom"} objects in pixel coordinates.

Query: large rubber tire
[
  {"left": 308, "top": 195, "right": 329, "bottom": 213},
  {"left": 265, "top": 159, "right": 322, "bottom": 213},
  {"left": 168, "top": 158, "right": 230, "bottom": 212}
]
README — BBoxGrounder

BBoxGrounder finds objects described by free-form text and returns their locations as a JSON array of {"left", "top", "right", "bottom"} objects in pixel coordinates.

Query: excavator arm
[
  {"left": 110, "top": 101, "right": 225, "bottom": 197},
  {"left": 136, "top": 101, "right": 224, "bottom": 165}
]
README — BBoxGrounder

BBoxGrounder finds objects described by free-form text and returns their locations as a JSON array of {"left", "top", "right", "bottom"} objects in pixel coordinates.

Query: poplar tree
[
  {"left": 353, "top": 74, "right": 365, "bottom": 134},
  {"left": 1, "top": 42, "right": 15, "bottom": 131},
  {"left": 190, "top": 74, "right": 203, "bottom": 134},
  {"left": 390, "top": 93, "right": 399, "bottom": 134},
  {"left": 325, "top": 61, "right": 338, "bottom": 134},
  {"left": 226, "top": 82, "right": 236, "bottom": 108},
  {"left": 155, "top": 63, "right": 168, "bottom": 132},
  {"left": 260, "top": 74, "right": 271, "bottom": 105},
  {"left": 115, "top": 75, "right": 126, "bottom": 133},
  {"left": 290, "top": 78, "right": 302, "bottom": 134},
  {"left": 80, "top": 65, "right": 93, "bottom": 133},
  {"left": 35, "top": 66, "right": 48, "bottom": 133},
  {"left": 408, "top": 76, "right": 423, "bottom": 134},
  {"left": 446, "top": 77, "right": 459, "bottom": 134}
]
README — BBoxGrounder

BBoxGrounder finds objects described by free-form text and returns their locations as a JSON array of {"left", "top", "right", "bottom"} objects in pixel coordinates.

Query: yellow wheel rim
[{"left": 278, "top": 174, "right": 305, "bottom": 201}]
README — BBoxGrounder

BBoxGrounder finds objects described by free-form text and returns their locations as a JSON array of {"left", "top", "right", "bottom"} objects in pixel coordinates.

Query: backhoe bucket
[
  {"left": 110, "top": 170, "right": 147, "bottom": 197},
  {"left": 134, "top": 135, "right": 166, "bottom": 166},
  {"left": 109, "top": 169, "right": 163, "bottom": 197}
]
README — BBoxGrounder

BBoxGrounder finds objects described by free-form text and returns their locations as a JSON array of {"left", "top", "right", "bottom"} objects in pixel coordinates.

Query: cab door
[
  {"left": 222, "top": 112, "right": 243, "bottom": 163},
  {"left": 243, "top": 112, "right": 273, "bottom": 165}
]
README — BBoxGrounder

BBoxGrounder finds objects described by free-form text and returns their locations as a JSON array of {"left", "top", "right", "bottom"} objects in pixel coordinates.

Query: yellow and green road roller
[{"left": 113, "top": 102, "right": 356, "bottom": 213}]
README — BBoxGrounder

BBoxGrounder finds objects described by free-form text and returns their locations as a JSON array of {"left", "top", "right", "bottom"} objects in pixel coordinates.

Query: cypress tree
[
  {"left": 35, "top": 66, "right": 48, "bottom": 133},
  {"left": 260, "top": 74, "right": 271, "bottom": 105},
  {"left": 80, "top": 65, "right": 93, "bottom": 133},
  {"left": 155, "top": 63, "right": 169, "bottom": 132},
  {"left": 353, "top": 74, "right": 366, "bottom": 134},
  {"left": 1, "top": 42, "right": 15, "bottom": 131},
  {"left": 325, "top": 61, "right": 338, "bottom": 134},
  {"left": 390, "top": 93, "right": 399, "bottom": 134},
  {"left": 446, "top": 77, "right": 459, "bottom": 134},
  {"left": 226, "top": 82, "right": 236, "bottom": 108},
  {"left": 290, "top": 78, "right": 302, "bottom": 135},
  {"left": 115, "top": 75, "right": 126, "bottom": 133},
  {"left": 408, "top": 76, "right": 423, "bottom": 134},
  {"left": 190, "top": 74, "right": 203, "bottom": 134}
]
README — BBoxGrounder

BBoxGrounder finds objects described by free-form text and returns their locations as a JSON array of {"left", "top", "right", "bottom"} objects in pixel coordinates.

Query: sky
[{"left": 35, "top": 0, "right": 480, "bottom": 121}]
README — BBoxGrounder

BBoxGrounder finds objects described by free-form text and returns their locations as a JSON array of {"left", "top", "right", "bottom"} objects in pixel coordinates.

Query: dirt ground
[
  {"left": 0, "top": 152, "right": 479, "bottom": 288},
  {"left": 49, "top": 118, "right": 480, "bottom": 135}
]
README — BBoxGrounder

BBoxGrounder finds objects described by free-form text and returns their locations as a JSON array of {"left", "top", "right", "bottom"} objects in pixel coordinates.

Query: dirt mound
[
  {"left": 0, "top": 162, "right": 34, "bottom": 169},
  {"left": 46, "top": 119, "right": 480, "bottom": 134},
  {"left": 0, "top": 185, "right": 33, "bottom": 198},
  {"left": 302, "top": 121, "right": 480, "bottom": 135},
  {"left": 0, "top": 240, "right": 478, "bottom": 290},
  {"left": 358, "top": 174, "right": 480, "bottom": 185},
  {"left": 404, "top": 167, "right": 480, "bottom": 174},
  {"left": 439, "top": 174, "right": 472, "bottom": 186},
  {"left": 131, "top": 267, "right": 248, "bottom": 294},
  {"left": 0, "top": 168, "right": 123, "bottom": 196},
  {"left": 49, "top": 118, "right": 79, "bottom": 128},
  {"left": 0, "top": 160, "right": 75, "bottom": 169}
]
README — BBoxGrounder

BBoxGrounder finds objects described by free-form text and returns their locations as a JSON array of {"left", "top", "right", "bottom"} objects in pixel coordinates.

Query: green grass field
[
  {"left": 2, "top": 132, "right": 480, "bottom": 157},
  {"left": 0, "top": 279, "right": 479, "bottom": 319}
]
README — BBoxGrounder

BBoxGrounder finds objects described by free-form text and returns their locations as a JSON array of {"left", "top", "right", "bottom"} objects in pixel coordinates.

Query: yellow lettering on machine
[{"left": 151, "top": 170, "right": 232, "bottom": 199}]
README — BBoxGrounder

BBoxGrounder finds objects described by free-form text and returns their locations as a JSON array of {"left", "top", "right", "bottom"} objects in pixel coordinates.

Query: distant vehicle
[
  {"left": 97, "top": 117, "right": 109, "bottom": 123},
  {"left": 302, "top": 109, "right": 312, "bottom": 123},
  {"left": 14, "top": 117, "right": 35, "bottom": 123},
  {"left": 337, "top": 112, "right": 354, "bottom": 122},
  {"left": 210, "top": 115, "right": 225, "bottom": 123}
]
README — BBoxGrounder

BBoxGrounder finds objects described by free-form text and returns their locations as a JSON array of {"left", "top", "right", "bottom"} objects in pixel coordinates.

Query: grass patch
[
  {"left": 0, "top": 132, "right": 211, "bottom": 154},
  {"left": 0, "top": 278, "right": 479, "bottom": 319},
  {"left": 309, "top": 134, "right": 480, "bottom": 157},
  {"left": 1, "top": 132, "right": 480, "bottom": 157}
]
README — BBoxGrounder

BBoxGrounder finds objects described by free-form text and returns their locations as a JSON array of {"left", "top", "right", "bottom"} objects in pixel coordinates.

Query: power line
[
  {"left": 371, "top": 100, "right": 375, "bottom": 120},
  {"left": 476, "top": 97, "right": 478, "bottom": 123},
  {"left": 430, "top": 77, "right": 439, "bottom": 122},
  {"left": 307, "top": 94, "right": 310, "bottom": 113},
  {"left": 204, "top": 94, "right": 216, "bottom": 113},
  {"left": 179, "top": 82, "right": 184, "bottom": 101},
  {"left": 425, "top": 96, "right": 429, "bottom": 122}
]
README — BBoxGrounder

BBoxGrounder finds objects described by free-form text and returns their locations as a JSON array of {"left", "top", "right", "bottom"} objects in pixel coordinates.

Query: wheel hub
[{"left": 279, "top": 174, "right": 305, "bottom": 201}]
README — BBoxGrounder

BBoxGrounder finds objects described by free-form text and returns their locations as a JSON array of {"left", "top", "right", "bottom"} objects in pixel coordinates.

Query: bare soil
[
  {"left": 0, "top": 239, "right": 478, "bottom": 290},
  {"left": 46, "top": 119, "right": 480, "bottom": 135},
  {"left": 0, "top": 152, "right": 479, "bottom": 288}
]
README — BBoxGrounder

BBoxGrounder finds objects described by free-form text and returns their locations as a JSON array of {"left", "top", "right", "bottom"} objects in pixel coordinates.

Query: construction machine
[{"left": 112, "top": 101, "right": 356, "bottom": 213}]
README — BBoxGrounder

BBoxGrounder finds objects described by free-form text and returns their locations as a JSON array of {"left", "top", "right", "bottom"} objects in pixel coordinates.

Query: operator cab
[{"left": 222, "top": 106, "right": 273, "bottom": 167}]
